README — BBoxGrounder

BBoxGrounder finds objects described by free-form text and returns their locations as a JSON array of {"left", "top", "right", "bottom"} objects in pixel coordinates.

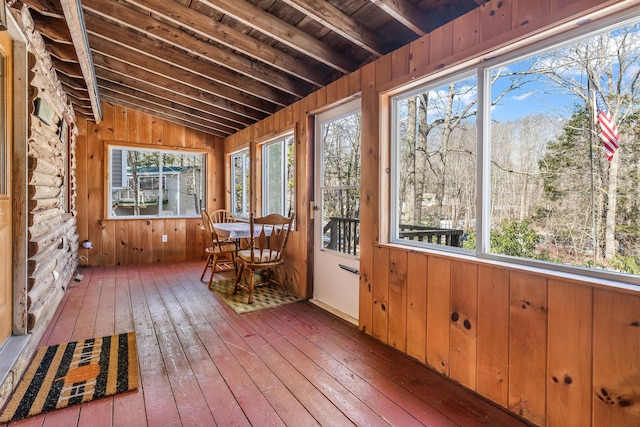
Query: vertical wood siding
[
  {"left": 222, "top": 1, "right": 639, "bottom": 425},
  {"left": 76, "top": 103, "right": 224, "bottom": 267}
]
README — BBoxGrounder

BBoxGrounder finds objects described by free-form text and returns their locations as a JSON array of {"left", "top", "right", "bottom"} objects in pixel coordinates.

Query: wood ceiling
[{"left": 11, "top": 0, "right": 486, "bottom": 137}]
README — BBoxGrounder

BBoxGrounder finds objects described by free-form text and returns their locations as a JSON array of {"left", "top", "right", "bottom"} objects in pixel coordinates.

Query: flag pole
[{"left": 587, "top": 74, "right": 598, "bottom": 264}]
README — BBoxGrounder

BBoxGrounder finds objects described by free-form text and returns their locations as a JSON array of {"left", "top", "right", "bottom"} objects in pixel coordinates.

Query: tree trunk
[{"left": 604, "top": 153, "right": 619, "bottom": 259}]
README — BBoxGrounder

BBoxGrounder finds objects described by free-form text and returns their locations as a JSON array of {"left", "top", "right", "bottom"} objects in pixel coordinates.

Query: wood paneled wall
[
  {"left": 224, "top": 0, "right": 640, "bottom": 425},
  {"left": 369, "top": 248, "right": 640, "bottom": 426},
  {"left": 76, "top": 102, "right": 225, "bottom": 267}
]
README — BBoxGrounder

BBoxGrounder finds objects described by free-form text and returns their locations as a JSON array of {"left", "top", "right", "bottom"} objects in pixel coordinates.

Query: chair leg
[
  {"left": 233, "top": 264, "right": 245, "bottom": 294},
  {"left": 247, "top": 268, "right": 255, "bottom": 304},
  {"left": 208, "top": 255, "right": 218, "bottom": 288},
  {"left": 211, "top": 255, "right": 219, "bottom": 281},
  {"left": 200, "top": 254, "right": 212, "bottom": 282}
]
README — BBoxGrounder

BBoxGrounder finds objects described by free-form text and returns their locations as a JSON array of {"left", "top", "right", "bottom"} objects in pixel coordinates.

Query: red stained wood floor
[{"left": 3, "top": 261, "right": 531, "bottom": 426}]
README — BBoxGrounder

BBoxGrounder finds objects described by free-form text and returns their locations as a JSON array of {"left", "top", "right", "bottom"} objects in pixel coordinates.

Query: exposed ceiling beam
[
  {"left": 82, "top": 0, "right": 311, "bottom": 98},
  {"left": 87, "top": 34, "right": 278, "bottom": 116},
  {"left": 83, "top": 12, "right": 296, "bottom": 108},
  {"left": 96, "top": 69, "right": 246, "bottom": 131},
  {"left": 59, "top": 0, "right": 102, "bottom": 122},
  {"left": 97, "top": 80, "right": 237, "bottom": 135},
  {"left": 51, "top": 56, "right": 82, "bottom": 78},
  {"left": 57, "top": 72, "right": 86, "bottom": 90},
  {"left": 198, "top": 0, "right": 358, "bottom": 74},
  {"left": 43, "top": 38, "right": 77, "bottom": 61},
  {"left": 59, "top": 82, "right": 90, "bottom": 100},
  {"left": 16, "top": 0, "right": 63, "bottom": 18},
  {"left": 368, "top": 0, "right": 427, "bottom": 36},
  {"left": 100, "top": 93, "right": 229, "bottom": 137},
  {"left": 124, "top": 0, "right": 329, "bottom": 87},
  {"left": 71, "top": 104, "right": 93, "bottom": 117},
  {"left": 91, "top": 51, "right": 266, "bottom": 124},
  {"left": 279, "top": 0, "right": 385, "bottom": 56},
  {"left": 30, "top": 11, "right": 71, "bottom": 43}
]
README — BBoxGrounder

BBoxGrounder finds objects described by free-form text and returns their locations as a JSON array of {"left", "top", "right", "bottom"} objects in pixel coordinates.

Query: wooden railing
[
  {"left": 398, "top": 224, "right": 464, "bottom": 247},
  {"left": 323, "top": 216, "right": 360, "bottom": 256},
  {"left": 323, "top": 217, "right": 464, "bottom": 255}
]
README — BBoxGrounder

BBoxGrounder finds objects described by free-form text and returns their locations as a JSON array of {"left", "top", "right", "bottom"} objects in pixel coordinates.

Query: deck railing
[
  {"left": 323, "top": 217, "right": 464, "bottom": 255},
  {"left": 323, "top": 216, "right": 360, "bottom": 256},
  {"left": 398, "top": 224, "right": 463, "bottom": 247}
]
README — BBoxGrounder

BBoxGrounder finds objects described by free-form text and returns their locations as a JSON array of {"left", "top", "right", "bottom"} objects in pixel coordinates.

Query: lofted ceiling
[{"left": 11, "top": 0, "right": 486, "bottom": 137}]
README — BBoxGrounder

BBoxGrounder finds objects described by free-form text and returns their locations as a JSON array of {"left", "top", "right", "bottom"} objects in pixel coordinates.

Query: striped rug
[{"left": 0, "top": 332, "right": 139, "bottom": 423}]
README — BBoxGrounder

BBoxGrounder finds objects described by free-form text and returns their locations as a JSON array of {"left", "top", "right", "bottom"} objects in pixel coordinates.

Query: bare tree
[{"left": 533, "top": 25, "right": 640, "bottom": 260}]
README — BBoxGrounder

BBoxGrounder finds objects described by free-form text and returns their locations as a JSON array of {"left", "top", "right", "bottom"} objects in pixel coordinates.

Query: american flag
[{"left": 595, "top": 92, "right": 620, "bottom": 162}]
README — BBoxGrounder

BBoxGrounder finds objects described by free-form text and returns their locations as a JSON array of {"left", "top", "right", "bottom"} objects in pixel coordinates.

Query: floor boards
[{"left": 2, "top": 261, "right": 531, "bottom": 426}]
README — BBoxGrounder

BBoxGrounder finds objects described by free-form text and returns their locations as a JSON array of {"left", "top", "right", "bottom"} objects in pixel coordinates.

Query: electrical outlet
[{"left": 162, "top": 234, "right": 168, "bottom": 242}]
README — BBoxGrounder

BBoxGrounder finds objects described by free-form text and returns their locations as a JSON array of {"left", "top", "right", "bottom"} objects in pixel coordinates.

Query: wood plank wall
[
  {"left": 224, "top": 0, "right": 640, "bottom": 425},
  {"left": 75, "top": 102, "right": 225, "bottom": 267}
]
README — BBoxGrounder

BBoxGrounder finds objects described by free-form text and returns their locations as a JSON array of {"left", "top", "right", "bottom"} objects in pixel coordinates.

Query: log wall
[
  {"left": 75, "top": 102, "right": 225, "bottom": 267},
  {"left": 21, "top": 8, "right": 79, "bottom": 334},
  {"left": 224, "top": 0, "right": 640, "bottom": 425}
]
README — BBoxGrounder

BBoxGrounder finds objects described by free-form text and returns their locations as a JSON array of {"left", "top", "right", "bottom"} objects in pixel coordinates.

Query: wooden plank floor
[{"left": 3, "top": 261, "right": 531, "bottom": 426}]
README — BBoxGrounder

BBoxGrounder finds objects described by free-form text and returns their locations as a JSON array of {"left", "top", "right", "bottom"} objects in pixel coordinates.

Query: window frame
[
  {"left": 106, "top": 142, "right": 207, "bottom": 219},
  {"left": 261, "top": 132, "right": 295, "bottom": 217},
  {"left": 386, "top": 9, "right": 640, "bottom": 288},
  {"left": 231, "top": 148, "right": 250, "bottom": 219},
  {"left": 390, "top": 70, "right": 478, "bottom": 256}
]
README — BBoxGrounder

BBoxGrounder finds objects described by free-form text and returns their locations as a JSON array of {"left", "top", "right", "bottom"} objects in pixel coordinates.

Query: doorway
[{"left": 312, "top": 99, "right": 361, "bottom": 323}]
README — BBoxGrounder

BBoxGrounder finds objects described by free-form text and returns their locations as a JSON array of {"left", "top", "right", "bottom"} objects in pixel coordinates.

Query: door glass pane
[{"left": 320, "top": 111, "right": 361, "bottom": 256}]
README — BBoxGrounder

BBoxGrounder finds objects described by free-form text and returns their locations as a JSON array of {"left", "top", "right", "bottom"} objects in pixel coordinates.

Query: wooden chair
[
  {"left": 200, "top": 209, "right": 237, "bottom": 287},
  {"left": 209, "top": 209, "right": 249, "bottom": 249},
  {"left": 210, "top": 209, "right": 236, "bottom": 224},
  {"left": 233, "top": 212, "right": 295, "bottom": 304}
]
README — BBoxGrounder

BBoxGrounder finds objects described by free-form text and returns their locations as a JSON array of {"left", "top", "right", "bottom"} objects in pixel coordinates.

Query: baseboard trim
[{"left": 308, "top": 299, "right": 358, "bottom": 326}]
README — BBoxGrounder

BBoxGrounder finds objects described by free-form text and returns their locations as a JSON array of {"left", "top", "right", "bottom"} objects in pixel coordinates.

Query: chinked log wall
[
  {"left": 75, "top": 102, "right": 224, "bottom": 268},
  {"left": 23, "top": 11, "right": 79, "bottom": 333},
  {"left": 225, "top": 0, "right": 640, "bottom": 425}
]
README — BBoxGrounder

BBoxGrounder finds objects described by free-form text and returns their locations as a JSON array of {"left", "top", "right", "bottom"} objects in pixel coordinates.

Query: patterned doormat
[
  {"left": 0, "top": 332, "right": 139, "bottom": 423},
  {"left": 209, "top": 275, "right": 303, "bottom": 314}
]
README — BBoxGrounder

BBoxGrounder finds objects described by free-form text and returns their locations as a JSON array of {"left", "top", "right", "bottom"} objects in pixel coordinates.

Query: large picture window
[
  {"left": 262, "top": 134, "right": 295, "bottom": 217},
  {"left": 108, "top": 145, "right": 205, "bottom": 218},
  {"left": 391, "top": 15, "right": 640, "bottom": 285},
  {"left": 231, "top": 149, "right": 250, "bottom": 219}
]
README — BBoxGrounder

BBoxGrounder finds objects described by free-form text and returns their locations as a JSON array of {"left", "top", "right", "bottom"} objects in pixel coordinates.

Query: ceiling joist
[{"left": 14, "top": 0, "right": 484, "bottom": 136}]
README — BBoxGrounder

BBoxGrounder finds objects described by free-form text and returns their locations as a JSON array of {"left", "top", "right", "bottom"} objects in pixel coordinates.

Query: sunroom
[{"left": 0, "top": 1, "right": 638, "bottom": 426}]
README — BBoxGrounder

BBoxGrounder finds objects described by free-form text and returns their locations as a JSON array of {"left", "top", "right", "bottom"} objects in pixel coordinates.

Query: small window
[
  {"left": 262, "top": 134, "right": 295, "bottom": 217},
  {"left": 231, "top": 149, "right": 250, "bottom": 219},
  {"left": 108, "top": 145, "right": 205, "bottom": 218}
]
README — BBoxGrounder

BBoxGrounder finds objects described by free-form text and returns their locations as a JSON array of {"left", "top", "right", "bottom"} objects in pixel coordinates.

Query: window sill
[{"left": 376, "top": 242, "right": 640, "bottom": 294}]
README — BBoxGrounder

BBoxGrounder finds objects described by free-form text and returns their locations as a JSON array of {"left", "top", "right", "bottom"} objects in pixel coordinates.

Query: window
[
  {"left": 108, "top": 145, "right": 205, "bottom": 218},
  {"left": 390, "top": 14, "right": 640, "bottom": 285},
  {"left": 391, "top": 74, "right": 477, "bottom": 251},
  {"left": 231, "top": 149, "right": 250, "bottom": 219},
  {"left": 262, "top": 134, "right": 295, "bottom": 217}
]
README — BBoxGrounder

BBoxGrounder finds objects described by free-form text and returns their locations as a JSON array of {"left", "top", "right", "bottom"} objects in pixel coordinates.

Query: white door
[{"left": 313, "top": 99, "right": 361, "bottom": 323}]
